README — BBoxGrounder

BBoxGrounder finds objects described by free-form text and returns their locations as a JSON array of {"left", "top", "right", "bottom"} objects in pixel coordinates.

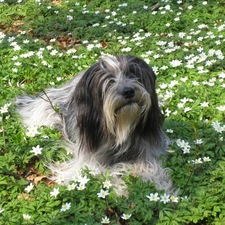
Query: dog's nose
[{"left": 122, "top": 87, "right": 135, "bottom": 99}]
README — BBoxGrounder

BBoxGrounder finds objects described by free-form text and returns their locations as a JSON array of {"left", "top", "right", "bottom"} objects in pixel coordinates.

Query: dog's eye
[
  {"left": 127, "top": 73, "right": 142, "bottom": 82},
  {"left": 105, "top": 79, "right": 114, "bottom": 89}
]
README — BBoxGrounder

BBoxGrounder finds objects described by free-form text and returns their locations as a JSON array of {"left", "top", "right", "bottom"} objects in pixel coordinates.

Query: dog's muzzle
[{"left": 122, "top": 87, "right": 135, "bottom": 99}]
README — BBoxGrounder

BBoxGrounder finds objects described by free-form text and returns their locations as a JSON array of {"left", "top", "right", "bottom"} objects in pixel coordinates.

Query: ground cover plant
[{"left": 0, "top": 0, "right": 225, "bottom": 224}]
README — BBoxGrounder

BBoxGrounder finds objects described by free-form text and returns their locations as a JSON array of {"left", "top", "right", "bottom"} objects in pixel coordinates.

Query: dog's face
[{"left": 72, "top": 55, "right": 162, "bottom": 153}]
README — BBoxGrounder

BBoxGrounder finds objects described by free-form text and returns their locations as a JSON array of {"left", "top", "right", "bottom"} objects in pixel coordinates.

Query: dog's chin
[
  {"left": 115, "top": 102, "right": 139, "bottom": 115},
  {"left": 114, "top": 102, "right": 142, "bottom": 145}
]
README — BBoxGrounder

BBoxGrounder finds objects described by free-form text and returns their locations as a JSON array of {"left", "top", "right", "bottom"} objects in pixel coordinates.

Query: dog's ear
[{"left": 65, "top": 63, "right": 104, "bottom": 153}]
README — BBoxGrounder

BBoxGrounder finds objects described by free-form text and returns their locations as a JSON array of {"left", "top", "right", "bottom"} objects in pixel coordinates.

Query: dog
[{"left": 17, "top": 55, "right": 173, "bottom": 194}]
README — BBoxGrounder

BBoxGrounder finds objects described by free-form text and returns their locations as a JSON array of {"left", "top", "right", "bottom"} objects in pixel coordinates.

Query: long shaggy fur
[{"left": 17, "top": 55, "right": 173, "bottom": 194}]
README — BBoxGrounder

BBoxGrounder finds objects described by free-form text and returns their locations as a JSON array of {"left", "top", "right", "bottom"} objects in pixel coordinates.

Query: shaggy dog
[{"left": 17, "top": 55, "right": 173, "bottom": 194}]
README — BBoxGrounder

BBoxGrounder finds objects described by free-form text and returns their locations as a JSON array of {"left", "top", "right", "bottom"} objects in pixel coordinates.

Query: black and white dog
[{"left": 17, "top": 55, "right": 172, "bottom": 193}]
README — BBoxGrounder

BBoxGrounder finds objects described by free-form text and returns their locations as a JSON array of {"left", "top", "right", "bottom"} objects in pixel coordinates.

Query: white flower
[
  {"left": 67, "top": 183, "right": 77, "bottom": 191},
  {"left": 78, "top": 175, "right": 90, "bottom": 185},
  {"left": 87, "top": 44, "right": 95, "bottom": 51},
  {"left": 194, "top": 139, "right": 203, "bottom": 144},
  {"left": 26, "top": 125, "right": 41, "bottom": 137},
  {"left": 66, "top": 15, "right": 73, "bottom": 20},
  {"left": 184, "top": 107, "right": 191, "bottom": 113},
  {"left": 164, "top": 90, "right": 174, "bottom": 99},
  {"left": 217, "top": 106, "right": 225, "bottom": 111},
  {"left": 121, "top": 213, "right": 132, "bottom": 220},
  {"left": 89, "top": 167, "right": 100, "bottom": 175},
  {"left": 60, "top": 202, "right": 71, "bottom": 212},
  {"left": 50, "top": 49, "right": 58, "bottom": 56},
  {"left": 176, "top": 139, "right": 191, "bottom": 153},
  {"left": 170, "top": 59, "right": 182, "bottom": 67},
  {"left": 159, "top": 83, "right": 168, "bottom": 89},
  {"left": 56, "top": 174, "right": 64, "bottom": 184},
  {"left": 92, "top": 23, "right": 100, "bottom": 27},
  {"left": 180, "top": 77, "right": 188, "bottom": 82},
  {"left": 160, "top": 193, "right": 170, "bottom": 204},
  {"left": 30, "top": 145, "right": 43, "bottom": 155},
  {"left": 77, "top": 184, "right": 86, "bottom": 190},
  {"left": 101, "top": 216, "right": 110, "bottom": 224},
  {"left": 218, "top": 72, "right": 225, "bottom": 79},
  {"left": 203, "top": 157, "right": 211, "bottom": 162},
  {"left": 212, "top": 121, "right": 225, "bottom": 133},
  {"left": 165, "top": 108, "right": 171, "bottom": 117},
  {"left": 23, "top": 39, "right": 30, "bottom": 44},
  {"left": 97, "top": 189, "right": 109, "bottom": 199},
  {"left": 167, "top": 149, "right": 175, "bottom": 153},
  {"left": 192, "top": 81, "right": 200, "bottom": 86},
  {"left": 25, "top": 183, "right": 34, "bottom": 193},
  {"left": 121, "top": 47, "right": 132, "bottom": 52},
  {"left": 50, "top": 188, "right": 60, "bottom": 197},
  {"left": 103, "top": 180, "right": 112, "bottom": 189},
  {"left": 193, "top": 158, "right": 203, "bottom": 164},
  {"left": 0, "top": 208, "right": 4, "bottom": 213},
  {"left": 23, "top": 214, "right": 31, "bottom": 220},
  {"left": 200, "top": 102, "right": 209, "bottom": 107},
  {"left": 177, "top": 103, "right": 184, "bottom": 108},
  {"left": 0, "top": 104, "right": 10, "bottom": 114},
  {"left": 13, "top": 45, "right": 21, "bottom": 51},
  {"left": 179, "top": 32, "right": 186, "bottom": 38},
  {"left": 14, "top": 61, "right": 22, "bottom": 66},
  {"left": 0, "top": 32, "right": 6, "bottom": 39},
  {"left": 71, "top": 171, "right": 82, "bottom": 182},
  {"left": 170, "top": 196, "right": 179, "bottom": 203},
  {"left": 183, "top": 148, "right": 190, "bottom": 154},
  {"left": 166, "top": 129, "right": 173, "bottom": 133},
  {"left": 146, "top": 193, "right": 160, "bottom": 201}
]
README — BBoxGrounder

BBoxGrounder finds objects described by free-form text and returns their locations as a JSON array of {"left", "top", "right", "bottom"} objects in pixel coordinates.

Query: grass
[{"left": 0, "top": 0, "right": 225, "bottom": 224}]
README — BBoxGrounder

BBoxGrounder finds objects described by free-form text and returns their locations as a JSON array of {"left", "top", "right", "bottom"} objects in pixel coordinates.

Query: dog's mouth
[{"left": 115, "top": 101, "right": 139, "bottom": 113}]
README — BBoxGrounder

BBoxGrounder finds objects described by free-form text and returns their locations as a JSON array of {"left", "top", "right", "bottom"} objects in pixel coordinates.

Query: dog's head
[{"left": 67, "top": 55, "right": 164, "bottom": 154}]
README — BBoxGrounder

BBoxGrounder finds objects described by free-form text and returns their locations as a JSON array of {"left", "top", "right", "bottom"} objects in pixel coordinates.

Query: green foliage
[{"left": 0, "top": 0, "right": 225, "bottom": 224}]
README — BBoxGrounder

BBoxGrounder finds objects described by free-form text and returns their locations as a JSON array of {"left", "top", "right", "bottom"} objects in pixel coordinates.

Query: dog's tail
[
  {"left": 16, "top": 92, "right": 63, "bottom": 129},
  {"left": 16, "top": 73, "right": 83, "bottom": 129}
]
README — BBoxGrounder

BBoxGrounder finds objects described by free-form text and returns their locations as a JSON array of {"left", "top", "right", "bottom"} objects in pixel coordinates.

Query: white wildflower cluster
[
  {"left": 121, "top": 47, "right": 132, "bottom": 52},
  {"left": 170, "top": 59, "right": 182, "bottom": 67},
  {"left": 176, "top": 139, "right": 191, "bottom": 154},
  {"left": 86, "top": 42, "right": 102, "bottom": 51},
  {"left": 20, "top": 51, "right": 35, "bottom": 58},
  {"left": 190, "top": 157, "right": 211, "bottom": 165},
  {"left": 146, "top": 192, "right": 178, "bottom": 204},
  {"left": 55, "top": 170, "right": 90, "bottom": 190},
  {"left": 97, "top": 180, "right": 112, "bottom": 199},
  {"left": 101, "top": 213, "right": 132, "bottom": 224}
]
